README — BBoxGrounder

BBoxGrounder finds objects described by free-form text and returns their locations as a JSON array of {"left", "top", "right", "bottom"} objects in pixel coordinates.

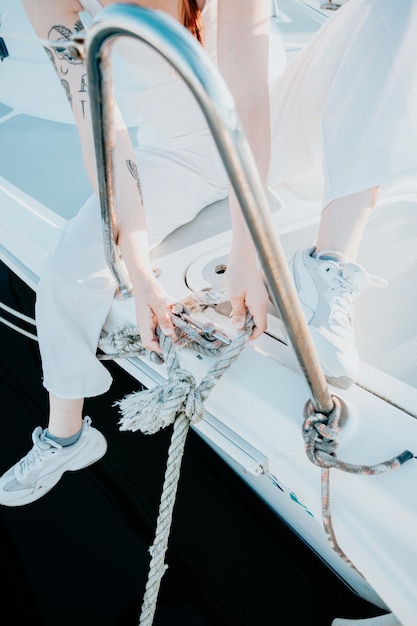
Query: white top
[
  {"left": 3, "top": 0, "right": 415, "bottom": 205},
  {"left": 78, "top": 0, "right": 286, "bottom": 143},
  {"left": 78, "top": 0, "right": 216, "bottom": 139}
]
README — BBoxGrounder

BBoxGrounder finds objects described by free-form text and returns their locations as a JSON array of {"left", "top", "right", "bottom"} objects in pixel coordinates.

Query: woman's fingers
[
  {"left": 136, "top": 296, "right": 175, "bottom": 352},
  {"left": 246, "top": 303, "right": 268, "bottom": 339},
  {"left": 132, "top": 276, "right": 170, "bottom": 350},
  {"left": 229, "top": 293, "right": 268, "bottom": 340},
  {"left": 155, "top": 305, "right": 175, "bottom": 339},
  {"left": 229, "top": 297, "right": 247, "bottom": 331},
  {"left": 226, "top": 260, "right": 269, "bottom": 340},
  {"left": 137, "top": 306, "right": 160, "bottom": 351}
]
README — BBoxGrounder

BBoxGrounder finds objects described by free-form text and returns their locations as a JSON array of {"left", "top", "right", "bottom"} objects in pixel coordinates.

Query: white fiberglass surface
[{"left": 0, "top": 110, "right": 91, "bottom": 219}]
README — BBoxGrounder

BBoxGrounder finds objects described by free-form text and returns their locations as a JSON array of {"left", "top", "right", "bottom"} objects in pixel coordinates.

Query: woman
[
  {"left": 1, "top": 0, "right": 416, "bottom": 506},
  {"left": 0, "top": 0, "right": 273, "bottom": 506}
]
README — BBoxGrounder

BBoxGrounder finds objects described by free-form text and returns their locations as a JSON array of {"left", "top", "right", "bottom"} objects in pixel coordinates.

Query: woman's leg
[
  {"left": 36, "top": 195, "right": 116, "bottom": 400},
  {"left": 0, "top": 390, "right": 106, "bottom": 506},
  {"left": 47, "top": 395, "right": 84, "bottom": 438},
  {"left": 315, "top": 187, "right": 379, "bottom": 260},
  {"left": 289, "top": 187, "right": 381, "bottom": 389},
  {"left": 0, "top": 196, "right": 112, "bottom": 506}
]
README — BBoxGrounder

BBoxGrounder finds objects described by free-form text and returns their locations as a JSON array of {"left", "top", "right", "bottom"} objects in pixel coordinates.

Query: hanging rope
[
  {"left": 115, "top": 315, "right": 254, "bottom": 626},
  {"left": 302, "top": 397, "right": 415, "bottom": 574}
]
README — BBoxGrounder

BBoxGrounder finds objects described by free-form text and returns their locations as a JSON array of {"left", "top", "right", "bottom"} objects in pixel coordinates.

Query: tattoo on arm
[
  {"left": 79, "top": 74, "right": 88, "bottom": 118},
  {"left": 61, "top": 79, "right": 72, "bottom": 107},
  {"left": 80, "top": 74, "right": 88, "bottom": 93},
  {"left": 44, "top": 21, "right": 86, "bottom": 113},
  {"left": 127, "top": 160, "right": 144, "bottom": 202}
]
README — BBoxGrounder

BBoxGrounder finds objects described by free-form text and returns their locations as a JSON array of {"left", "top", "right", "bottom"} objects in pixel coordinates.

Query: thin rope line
[
  {"left": 0, "top": 316, "right": 38, "bottom": 341},
  {"left": 0, "top": 301, "right": 37, "bottom": 325},
  {"left": 116, "top": 320, "right": 254, "bottom": 625},
  {"left": 0, "top": 302, "right": 38, "bottom": 340},
  {"left": 303, "top": 398, "right": 415, "bottom": 572}
]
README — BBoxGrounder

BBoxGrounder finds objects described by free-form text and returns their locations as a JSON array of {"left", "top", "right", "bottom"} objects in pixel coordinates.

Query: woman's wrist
[{"left": 229, "top": 238, "right": 258, "bottom": 264}]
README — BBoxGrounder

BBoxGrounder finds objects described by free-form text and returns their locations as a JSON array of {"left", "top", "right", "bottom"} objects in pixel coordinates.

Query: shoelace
[
  {"left": 18, "top": 431, "right": 61, "bottom": 478},
  {"left": 327, "top": 266, "right": 362, "bottom": 334},
  {"left": 316, "top": 251, "right": 387, "bottom": 336}
]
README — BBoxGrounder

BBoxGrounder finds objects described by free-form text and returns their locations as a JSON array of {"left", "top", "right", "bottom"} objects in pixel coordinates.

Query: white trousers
[
  {"left": 269, "top": 0, "right": 417, "bottom": 206},
  {"left": 35, "top": 133, "right": 228, "bottom": 399}
]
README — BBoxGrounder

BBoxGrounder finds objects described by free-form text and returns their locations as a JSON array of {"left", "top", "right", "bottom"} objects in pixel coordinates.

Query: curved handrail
[{"left": 81, "top": 4, "right": 334, "bottom": 414}]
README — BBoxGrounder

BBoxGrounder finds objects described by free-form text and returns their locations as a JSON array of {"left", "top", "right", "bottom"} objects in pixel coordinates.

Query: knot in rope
[
  {"left": 302, "top": 396, "right": 415, "bottom": 575},
  {"left": 117, "top": 313, "right": 254, "bottom": 436},
  {"left": 303, "top": 397, "right": 415, "bottom": 474},
  {"left": 302, "top": 397, "right": 342, "bottom": 468},
  {"left": 131, "top": 313, "right": 253, "bottom": 626},
  {"left": 117, "top": 366, "right": 203, "bottom": 435},
  {"left": 170, "top": 368, "right": 204, "bottom": 423}
]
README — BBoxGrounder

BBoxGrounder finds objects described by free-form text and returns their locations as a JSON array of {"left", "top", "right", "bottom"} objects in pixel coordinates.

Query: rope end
[{"left": 116, "top": 387, "right": 170, "bottom": 435}]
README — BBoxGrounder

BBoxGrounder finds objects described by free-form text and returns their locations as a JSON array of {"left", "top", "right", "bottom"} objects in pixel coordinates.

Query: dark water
[{"left": 0, "top": 262, "right": 384, "bottom": 626}]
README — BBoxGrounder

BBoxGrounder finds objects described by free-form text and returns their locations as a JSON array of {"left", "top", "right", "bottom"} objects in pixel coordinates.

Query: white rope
[
  {"left": 137, "top": 412, "right": 189, "bottom": 626},
  {"left": 303, "top": 399, "right": 414, "bottom": 574},
  {"left": 0, "top": 302, "right": 37, "bottom": 340},
  {"left": 0, "top": 316, "right": 37, "bottom": 341},
  {"left": 116, "top": 317, "right": 254, "bottom": 626},
  {"left": 0, "top": 301, "right": 36, "bottom": 325},
  {"left": 0, "top": 299, "right": 251, "bottom": 626}
]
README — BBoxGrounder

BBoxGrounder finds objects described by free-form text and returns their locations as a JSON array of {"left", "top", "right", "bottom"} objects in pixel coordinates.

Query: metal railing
[{"left": 73, "top": 4, "right": 334, "bottom": 414}]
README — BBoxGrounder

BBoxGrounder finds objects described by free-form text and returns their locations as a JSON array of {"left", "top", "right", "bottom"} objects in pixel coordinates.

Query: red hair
[{"left": 179, "top": 0, "right": 204, "bottom": 45}]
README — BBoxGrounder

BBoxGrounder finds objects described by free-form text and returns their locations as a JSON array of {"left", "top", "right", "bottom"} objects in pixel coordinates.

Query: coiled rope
[
  {"left": 97, "top": 313, "right": 230, "bottom": 363},
  {"left": 302, "top": 397, "right": 415, "bottom": 574},
  {"left": 115, "top": 316, "right": 254, "bottom": 626}
]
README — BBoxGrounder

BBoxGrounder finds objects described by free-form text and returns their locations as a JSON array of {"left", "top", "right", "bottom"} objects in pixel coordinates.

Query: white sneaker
[
  {"left": 289, "top": 247, "right": 386, "bottom": 389},
  {"left": 0, "top": 416, "right": 107, "bottom": 506}
]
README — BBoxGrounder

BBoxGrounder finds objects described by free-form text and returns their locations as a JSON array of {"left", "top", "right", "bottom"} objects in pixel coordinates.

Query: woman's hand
[
  {"left": 218, "top": 1, "right": 271, "bottom": 342},
  {"left": 224, "top": 254, "right": 269, "bottom": 340},
  {"left": 133, "top": 271, "right": 175, "bottom": 352}
]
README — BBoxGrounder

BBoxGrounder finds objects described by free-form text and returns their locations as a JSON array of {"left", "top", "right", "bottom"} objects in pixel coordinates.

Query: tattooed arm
[{"left": 22, "top": 0, "right": 174, "bottom": 351}]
